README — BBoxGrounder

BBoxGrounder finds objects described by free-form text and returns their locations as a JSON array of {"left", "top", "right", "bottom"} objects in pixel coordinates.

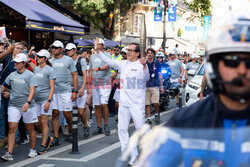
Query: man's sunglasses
[
  {"left": 51, "top": 46, "right": 61, "bottom": 50},
  {"left": 222, "top": 55, "right": 250, "bottom": 69},
  {"left": 66, "top": 49, "right": 73, "bottom": 52},
  {"left": 114, "top": 49, "right": 119, "bottom": 51},
  {"left": 37, "top": 55, "right": 45, "bottom": 59}
]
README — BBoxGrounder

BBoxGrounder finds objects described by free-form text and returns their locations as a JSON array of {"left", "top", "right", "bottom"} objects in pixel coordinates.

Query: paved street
[{"left": 0, "top": 100, "right": 177, "bottom": 167}]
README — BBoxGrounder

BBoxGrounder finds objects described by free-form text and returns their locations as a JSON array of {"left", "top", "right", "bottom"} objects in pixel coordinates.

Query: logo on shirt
[
  {"left": 53, "top": 63, "right": 64, "bottom": 68},
  {"left": 13, "top": 78, "right": 25, "bottom": 84},
  {"left": 131, "top": 69, "right": 137, "bottom": 71},
  {"left": 36, "top": 73, "right": 44, "bottom": 79}
]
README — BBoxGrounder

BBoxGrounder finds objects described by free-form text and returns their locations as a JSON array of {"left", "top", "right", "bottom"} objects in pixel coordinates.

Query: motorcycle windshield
[{"left": 136, "top": 125, "right": 250, "bottom": 167}]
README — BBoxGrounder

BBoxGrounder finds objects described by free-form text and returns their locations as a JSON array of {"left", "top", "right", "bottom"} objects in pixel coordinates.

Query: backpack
[{"left": 76, "top": 57, "right": 83, "bottom": 76}]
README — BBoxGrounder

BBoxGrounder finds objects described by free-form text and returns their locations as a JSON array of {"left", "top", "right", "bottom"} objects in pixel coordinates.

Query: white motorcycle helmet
[
  {"left": 156, "top": 52, "right": 165, "bottom": 58},
  {"left": 205, "top": 12, "right": 250, "bottom": 100}
]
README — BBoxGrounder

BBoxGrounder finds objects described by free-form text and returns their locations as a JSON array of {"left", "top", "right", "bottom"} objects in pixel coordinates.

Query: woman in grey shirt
[{"left": 33, "top": 49, "right": 56, "bottom": 155}]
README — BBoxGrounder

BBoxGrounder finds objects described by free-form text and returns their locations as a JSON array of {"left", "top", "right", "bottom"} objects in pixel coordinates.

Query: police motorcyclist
[
  {"left": 138, "top": 12, "right": 250, "bottom": 167},
  {"left": 155, "top": 52, "right": 172, "bottom": 80}
]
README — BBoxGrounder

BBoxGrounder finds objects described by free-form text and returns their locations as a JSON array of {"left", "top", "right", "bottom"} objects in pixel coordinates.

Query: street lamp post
[{"left": 162, "top": 0, "right": 168, "bottom": 52}]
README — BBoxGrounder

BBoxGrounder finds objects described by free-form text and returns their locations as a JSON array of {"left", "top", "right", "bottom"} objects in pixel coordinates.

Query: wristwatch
[
  {"left": 47, "top": 99, "right": 53, "bottom": 103},
  {"left": 72, "top": 89, "right": 78, "bottom": 93},
  {"left": 27, "top": 101, "right": 31, "bottom": 104},
  {"left": 98, "top": 67, "right": 101, "bottom": 71}
]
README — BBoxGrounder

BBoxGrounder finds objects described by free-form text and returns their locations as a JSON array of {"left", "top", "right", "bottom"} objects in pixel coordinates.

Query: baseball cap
[
  {"left": 191, "top": 54, "right": 200, "bottom": 59},
  {"left": 65, "top": 43, "right": 76, "bottom": 50},
  {"left": 13, "top": 53, "right": 28, "bottom": 62},
  {"left": 52, "top": 40, "right": 64, "bottom": 48},
  {"left": 98, "top": 38, "right": 105, "bottom": 45},
  {"left": 37, "top": 49, "right": 50, "bottom": 59},
  {"left": 169, "top": 50, "right": 176, "bottom": 55},
  {"left": 121, "top": 46, "right": 128, "bottom": 54}
]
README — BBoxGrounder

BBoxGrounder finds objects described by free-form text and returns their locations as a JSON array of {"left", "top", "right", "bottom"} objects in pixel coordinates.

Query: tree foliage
[
  {"left": 183, "top": 0, "right": 211, "bottom": 17},
  {"left": 74, "top": 0, "right": 139, "bottom": 38}
]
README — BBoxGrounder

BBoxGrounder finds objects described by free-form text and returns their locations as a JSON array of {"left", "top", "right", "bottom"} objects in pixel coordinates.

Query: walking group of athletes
[{"left": 0, "top": 37, "right": 203, "bottom": 165}]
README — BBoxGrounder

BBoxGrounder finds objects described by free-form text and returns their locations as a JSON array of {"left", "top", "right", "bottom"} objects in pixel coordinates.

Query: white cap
[
  {"left": 191, "top": 54, "right": 199, "bottom": 59},
  {"left": 13, "top": 53, "right": 28, "bottom": 62},
  {"left": 65, "top": 43, "right": 76, "bottom": 50},
  {"left": 169, "top": 50, "right": 176, "bottom": 55},
  {"left": 156, "top": 52, "right": 165, "bottom": 57},
  {"left": 52, "top": 40, "right": 64, "bottom": 48},
  {"left": 37, "top": 49, "right": 50, "bottom": 59},
  {"left": 121, "top": 46, "right": 128, "bottom": 53},
  {"left": 98, "top": 38, "right": 105, "bottom": 45}
]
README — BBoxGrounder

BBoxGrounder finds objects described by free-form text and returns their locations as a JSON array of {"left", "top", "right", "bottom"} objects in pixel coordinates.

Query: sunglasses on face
[
  {"left": 114, "top": 49, "right": 119, "bottom": 51},
  {"left": 222, "top": 55, "right": 250, "bottom": 69},
  {"left": 66, "top": 49, "right": 73, "bottom": 52},
  {"left": 37, "top": 55, "right": 45, "bottom": 59},
  {"left": 127, "top": 49, "right": 137, "bottom": 53},
  {"left": 51, "top": 46, "right": 61, "bottom": 50}
]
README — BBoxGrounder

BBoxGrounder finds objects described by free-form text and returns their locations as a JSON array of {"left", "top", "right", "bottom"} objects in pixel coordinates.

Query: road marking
[
  {"left": 8, "top": 109, "right": 175, "bottom": 167},
  {"left": 37, "top": 164, "right": 55, "bottom": 167},
  {"left": 80, "top": 142, "right": 120, "bottom": 161}
]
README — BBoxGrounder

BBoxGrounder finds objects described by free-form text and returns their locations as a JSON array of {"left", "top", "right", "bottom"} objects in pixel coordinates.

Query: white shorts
[
  {"left": 35, "top": 101, "right": 53, "bottom": 116},
  {"left": 113, "top": 89, "right": 120, "bottom": 102},
  {"left": 72, "top": 90, "right": 87, "bottom": 109},
  {"left": 92, "top": 88, "right": 111, "bottom": 106},
  {"left": 8, "top": 106, "right": 38, "bottom": 124},
  {"left": 53, "top": 92, "right": 73, "bottom": 111}
]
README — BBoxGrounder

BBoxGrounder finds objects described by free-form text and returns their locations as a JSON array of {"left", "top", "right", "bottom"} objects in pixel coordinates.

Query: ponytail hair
[{"left": 46, "top": 59, "right": 52, "bottom": 67}]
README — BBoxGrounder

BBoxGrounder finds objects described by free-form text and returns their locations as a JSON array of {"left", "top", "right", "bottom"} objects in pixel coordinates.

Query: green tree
[
  {"left": 74, "top": 0, "right": 138, "bottom": 38},
  {"left": 183, "top": 0, "right": 211, "bottom": 17}
]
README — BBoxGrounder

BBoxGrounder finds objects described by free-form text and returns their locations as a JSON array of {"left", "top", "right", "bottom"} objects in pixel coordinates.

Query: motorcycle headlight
[{"left": 162, "top": 69, "right": 167, "bottom": 74}]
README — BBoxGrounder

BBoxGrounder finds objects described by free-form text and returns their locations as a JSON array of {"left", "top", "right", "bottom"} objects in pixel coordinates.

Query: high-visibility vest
[{"left": 111, "top": 54, "right": 123, "bottom": 73}]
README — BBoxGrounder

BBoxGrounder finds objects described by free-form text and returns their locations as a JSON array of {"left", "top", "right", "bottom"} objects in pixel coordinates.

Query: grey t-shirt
[
  {"left": 34, "top": 65, "right": 56, "bottom": 103},
  {"left": 5, "top": 70, "right": 37, "bottom": 108},
  {"left": 186, "top": 62, "right": 200, "bottom": 80},
  {"left": 49, "top": 56, "right": 77, "bottom": 93},
  {"left": 89, "top": 51, "right": 111, "bottom": 86},
  {"left": 72, "top": 57, "right": 87, "bottom": 90},
  {"left": 167, "top": 59, "right": 183, "bottom": 79}
]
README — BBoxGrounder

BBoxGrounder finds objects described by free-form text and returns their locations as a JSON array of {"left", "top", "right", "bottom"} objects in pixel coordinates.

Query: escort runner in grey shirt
[
  {"left": 5, "top": 70, "right": 37, "bottom": 108},
  {"left": 34, "top": 65, "right": 56, "bottom": 102},
  {"left": 49, "top": 56, "right": 77, "bottom": 93},
  {"left": 186, "top": 62, "right": 200, "bottom": 80},
  {"left": 167, "top": 59, "right": 183, "bottom": 79},
  {"left": 89, "top": 52, "right": 111, "bottom": 86}
]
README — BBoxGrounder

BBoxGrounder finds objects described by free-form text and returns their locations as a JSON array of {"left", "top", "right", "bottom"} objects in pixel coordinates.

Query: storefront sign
[{"left": 53, "top": 26, "right": 65, "bottom": 31}]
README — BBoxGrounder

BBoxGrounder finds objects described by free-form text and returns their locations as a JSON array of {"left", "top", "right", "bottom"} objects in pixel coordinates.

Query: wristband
[
  {"left": 47, "top": 99, "right": 53, "bottom": 103},
  {"left": 98, "top": 67, "right": 101, "bottom": 71},
  {"left": 72, "top": 89, "right": 78, "bottom": 93},
  {"left": 27, "top": 101, "right": 31, "bottom": 104}
]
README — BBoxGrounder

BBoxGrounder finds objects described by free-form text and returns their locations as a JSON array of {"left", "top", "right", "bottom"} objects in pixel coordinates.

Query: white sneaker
[
  {"left": 28, "top": 149, "right": 37, "bottom": 158},
  {"left": 1, "top": 152, "right": 13, "bottom": 161},
  {"left": 128, "top": 156, "right": 137, "bottom": 166}
]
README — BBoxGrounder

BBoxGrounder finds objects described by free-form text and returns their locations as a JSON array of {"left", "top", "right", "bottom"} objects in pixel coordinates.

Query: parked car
[{"left": 184, "top": 62, "right": 205, "bottom": 106}]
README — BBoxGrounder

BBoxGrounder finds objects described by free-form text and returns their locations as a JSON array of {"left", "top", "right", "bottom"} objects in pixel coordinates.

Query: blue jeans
[{"left": 0, "top": 94, "right": 8, "bottom": 139}]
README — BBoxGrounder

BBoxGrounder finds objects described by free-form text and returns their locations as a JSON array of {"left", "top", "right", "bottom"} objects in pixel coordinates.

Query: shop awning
[{"left": 0, "top": 0, "right": 86, "bottom": 35}]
